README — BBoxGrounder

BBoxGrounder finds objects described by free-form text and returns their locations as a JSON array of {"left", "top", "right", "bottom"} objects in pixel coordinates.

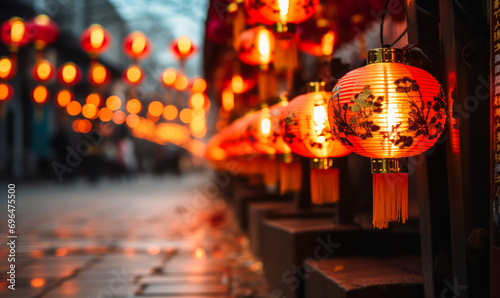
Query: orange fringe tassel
[
  {"left": 279, "top": 161, "right": 302, "bottom": 195},
  {"left": 372, "top": 173, "right": 408, "bottom": 229},
  {"left": 310, "top": 168, "right": 339, "bottom": 205}
]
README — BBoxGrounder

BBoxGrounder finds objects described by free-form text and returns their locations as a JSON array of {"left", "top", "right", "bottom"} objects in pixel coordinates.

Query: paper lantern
[
  {"left": 282, "top": 81, "right": 350, "bottom": 205},
  {"left": 31, "top": 85, "right": 50, "bottom": 105},
  {"left": 88, "top": 63, "right": 111, "bottom": 86},
  {"left": 0, "top": 82, "right": 14, "bottom": 102},
  {"left": 237, "top": 26, "right": 275, "bottom": 66},
  {"left": 57, "top": 63, "right": 82, "bottom": 86},
  {"left": 32, "top": 59, "right": 55, "bottom": 83},
  {"left": 244, "top": 0, "right": 319, "bottom": 25},
  {"left": 122, "top": 31, "right": 152, "bottom": 60},
  {"left": 0, "top": 56, "right": 15, "bottom": 80},
  {"left": 328, "top": 47, "right": 447, "bottom": 228},
  {"left": 122, "top": 65, "right": 144, "bottom": 86},
  {"left": 0, "top": 17, "right": 33, "bottom": 50},
  {"left": 80, "top": 24, "right": 111, "bottom": 56},
  {"left": 30, "top": 15, "right": 59, "bottom": 50},
  {"left": 56, "top": 90, "right": 74, "bottom": 107},
  {"left": 170, "top": 36, "right": 196, "bottom": 60}
]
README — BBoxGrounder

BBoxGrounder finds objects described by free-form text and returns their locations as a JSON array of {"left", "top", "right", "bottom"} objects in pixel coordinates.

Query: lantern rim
[{"left": 367, "top": 47, "right": 404, "bottom": 64}]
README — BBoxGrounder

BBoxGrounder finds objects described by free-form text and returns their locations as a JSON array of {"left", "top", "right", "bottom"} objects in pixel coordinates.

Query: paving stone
[
  {"left": 43, "top": 280, "right": 142, "bottom": 298},
  {"left": 140, "top": 274, "right": 222, "bottom": 284},
  {"left": 140, "top": 283, "right": 229, "bottom": 296}
]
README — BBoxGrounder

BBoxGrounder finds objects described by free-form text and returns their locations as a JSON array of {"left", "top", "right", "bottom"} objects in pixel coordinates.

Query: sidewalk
[{"left": 0, "top": 174, "right": 268, "bottom": 297}]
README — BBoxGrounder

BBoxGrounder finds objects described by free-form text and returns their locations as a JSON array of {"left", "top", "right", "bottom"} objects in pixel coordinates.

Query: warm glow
[
  {"left": 66, "top": 101, "right": 82, "bottom": 116},
  {"left": 148, "top": 101, "right": 163, "bottom": 117},
  {"left": 0, "top": 58, "right": 12, "bottom": 79},
  {"left": 62, "top": 64, "right": 77, "bottom": 83},
  {"left": 278, "top": 0, "right": 290, "bottom": 23},
  {"left": 126, "top": 65, "right": 142, "bottom": 83},
  {"left": 91, "top": 64, "right": 107, "bottom": 84},
  {"left": 82, "top": 103, "right": 98, "bottom": 119},
  {"left": 179, "top": 108, "right": 192, "bottom": 123},
  {"left": 261, "top": 118, "right": 271, "bottom": 136},
  {"left": 126, "top": 114, "right": 140, "bottom": 128},
  {"left": 90, "top": 27, "right": 105, "bottom": 49},
  {"left": 131, "top": 34, "right": 146, "bottom": 55},
  {"left": 162, "top": 68, "right": 176, "bottom": 85},
  {"left": 30, "top": 278, "right": 46, "bottom": 288},
  {"left": 98, "top": 107, "right": 113, "bottom": 122},
  {"left": 77, "top": 119, "right": 92, "bottom": 133},
  {"left": 192, "top": 107, "right": 205, "bottom": 118},
  {"left": 190, "top": 93, "right": 205, "bottom": 109},
  {"left": 55, "top": 247, "right": 68, "bottom": 257},
  {"left": 231, "top": 75, "right": 244, "bottom": 94},
  {"left": 177, "top": 37, "right": 192, "bottom": 55},
  {"left": 106, "top": 95, "right": 121, "bottom": 111},
  {"left": 34, "top": 14, "right": 50, "bottom": 25},
  {"left": 113, "top": 110, "right": 126, "bottom": 124},
  {"left": 126, "top": 98, "right": 142, "bottom": 114},
  {"left": 11, "top": 20, "right": 25, "bottom": 43},
  {"left": 0, "top": 83, "right": 11, "bottom": 101},
  {"left": 174, "top": 75, "right": 188, "bottom": 90},
  {"left": 194, "top": 247, "right": 206, "bottom": 258},
  {"left": 36, "top": 61, "right": 52, "bottom": 81},
  {"left": 222, "top": 88, "right": 234, "bottom": 111},
  {"left": 56, "top": 90, "right": 72, "bottom": 107},
  {"left": 32, "top": 86, "right": 48, "bottom": 104},
  {"left": 321, "top": 31, "right": 335, "bottom": 56},
  {"left": 163, "top": 105, "right": 178, "bottom": 120},
  {"left": 191, "top": 78, "right": 207, "bottom": 93},
  {"left": 86, "top": 93, "right": 101, "bottom": 107},
  {"left": 257, "top": 29, "right": 272, "bottom": 64},
  {"left": 313, "top": 105, "right": 327, "bottom": 142}
]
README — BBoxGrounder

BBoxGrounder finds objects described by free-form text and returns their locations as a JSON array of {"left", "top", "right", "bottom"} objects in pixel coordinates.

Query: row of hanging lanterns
[{"left": 207, "top": 0, "right": 447, "bottom": 229}]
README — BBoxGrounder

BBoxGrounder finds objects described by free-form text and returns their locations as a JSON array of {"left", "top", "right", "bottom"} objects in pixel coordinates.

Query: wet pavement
[{"left": 0, "top": 174, "right": 268, "bottom": 297}]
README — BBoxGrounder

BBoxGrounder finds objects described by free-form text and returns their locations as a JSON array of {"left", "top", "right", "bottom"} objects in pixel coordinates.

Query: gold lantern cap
[
  {"left": 272, "top": 23, "right": 297, "bottom": 34},
  {"left": 367, "top": 47, "right": 404, "bottom": 64},
  {"left": 306, "top": 81, "right": 325, "bottom": 93}
]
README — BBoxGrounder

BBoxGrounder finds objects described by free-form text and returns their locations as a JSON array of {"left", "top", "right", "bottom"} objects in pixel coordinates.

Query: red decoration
[
  {"left": 57, "top": 62, "right": 82, "bottom": 86},
  {"left": 80, "top": 24, "right": 111, "bottom": 56},
  {"left": 122, "top": 65, "right": 145, "bottom": 86},
  {"left": 30, "top": 14, "right": 59, "bottom": 50},
  {"left": 170, "top": 36, "right": 196, "bottom": 60},
  {"left": 0, "top": 82, "right": 14, "bottom": 102},
  {"left": 32, "top": 59, "right": 55, "bottom": 83},
  {"left": 88, "top": 63, "right": 111, "bottom": 86},
  {"left": 122, "top": 31, "right": 152, "bottom": 60},
  {"left": 0, "top": 17, "right": 33, "bottom": 50}
]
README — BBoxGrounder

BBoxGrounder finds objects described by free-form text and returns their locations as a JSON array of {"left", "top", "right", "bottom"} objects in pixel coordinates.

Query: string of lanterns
[{"left": 206, "top": 0, "right": 446, "bottom": 229}]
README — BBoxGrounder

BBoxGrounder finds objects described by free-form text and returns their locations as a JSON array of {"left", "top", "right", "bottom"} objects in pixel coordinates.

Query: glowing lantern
[
  {"left": 160, "top": 68, "right": 177, "bottom": 87},
  {"left": 66, "top": 101, "right": 82, "bottom": 116},
  {"left": 179, "top": 108, "right": 192, "bottom": 123},
  {"left": 56, "top": 90, "right": 73, "bottom": 107},
  {"left": 0, "top": 17, "right": 33, "bottom": 50},
  {"left": 32, "top": 59, "right": 55, "bottom": 83},
  {"left": 88, "top": 63, "right": 110, "bottom": 86},
  {"left": 282, "top": 81, "right": 350, "bottom": 205},
  {"left": 148, "top": 101, "right": 164, "bottom": 117},
  {"left": 82, "top": 103, "right": 98, "bottom": 119},
  {"left": 58, "top": 63, "right": 82, "bottom": 86},
  {"left": 174, "top": 75, "right": 188, "bottom": 91},
  {"left": 163, "top": 105, "right": 178, "bottom": 120},
  {"left": 0, "top": 57, "right": 15, "bottom": 80},
  {"left": 80, "top": 24, "right": 111, "bottom": 56},
  {"left": 0, "top": 82, "right": 14, "bottom": 102},
  {"left": 328, "top": 48, "right": 447, "bottom": 229},
  {"left": 122, "top": 31, "right": 151, "bottom": 60},
  {"left": 106, "top": 95, "right": 121, "bottom": 111},
  {"left": 122, "top": 65, "right": 144, "bottom": 86},
  {"left": 113, "top": 110, "right": 126, "bottom": 124},
  {"left": 126, "top": 98, "right": 142, "bottom": 114},
  {"left": 189, "top": 93, "right": 208, "bottom": 110},
  {"left": 244, "top": 0, "right": 319, "bottom": 26},
  {"left": 99, "top": 107, "right": 113, "bottom": 122},
  {"left": 222, "top": 88, "right": 234, "bottom": 111},
  {"left": 30, "top": 14, "right": 59, "bottom": 50},
  {"left": 31, "top": 85, "right": 49, "bottom": 104},
  {"left": 170, "top": 36, "right": 196, "bottom": 60},
  {"left": 86, "top": 93, "right": 102, "bottom": 107},
  {"left": 191, "top": 77, "right": 207, "bottom": 93},
  {"left": 237, "top": 27, "right": 275, "bottom": 66}
]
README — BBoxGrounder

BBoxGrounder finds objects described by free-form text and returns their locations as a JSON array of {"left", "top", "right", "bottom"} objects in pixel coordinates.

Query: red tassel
[
  {"left": 279, "top": 161, "right": 302, "bottom": 195},
  {"left": 310, "top": 168, "right": 339, "bottom": 205},
  {"left": 372, "top": 173, "right": 408, "bottom": 229}
]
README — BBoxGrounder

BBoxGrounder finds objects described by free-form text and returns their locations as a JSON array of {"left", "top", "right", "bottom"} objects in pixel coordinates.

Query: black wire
[
  {"left": 391, "top": 28, "right": 407, "bottom": 47},
  {"left": 379, "top": 0, "right": 390, "bottom": 47}
]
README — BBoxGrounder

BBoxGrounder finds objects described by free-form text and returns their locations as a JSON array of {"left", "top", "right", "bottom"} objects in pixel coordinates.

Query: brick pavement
[{"left": 0, "top": 174, "right": 269, "bottom": 297}]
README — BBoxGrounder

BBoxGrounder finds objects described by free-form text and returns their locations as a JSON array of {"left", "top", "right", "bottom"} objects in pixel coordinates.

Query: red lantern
[
  {"left": 282, "top": 82, "right": 350, "bottom": 205},
  {"left": 0, "top": 56, "right": 15, "bottom": 80},
  {"left": 122, "top": 65, "right": 144, "bottom": 86},
  {"left": 237, "top": 26, "right": 275, "bottom": 66},
  {"left": 0, "top": 17, "right": 33, "bottom": 50},
  {"left": 123, "top": 31, "right": 152, "bottom": 61},
  {"left": 328, "top": 48, "right": 446, "bottom": 228},
  {"left": 32, "top": 59, "right": 55, "bottom": 83},
  {"left": 30, "top": 15, "right": 59, "bottom": 50},
  {"left": 0, "top": 82, "right": 14, "bottom": 102},
  {"left": 31, "top": 85, "right": 50, "bottom": 105},
  {"left": 88, "top": 63, "right": 111, "bottom": 86},
  {"left": 80, "top": 24, "right": 111, "bottom": 56},
  {"left": 160, "top": 68, "right": 177, "bottom": 88},
  {"left": 244, "top": 0, "right": 319, "bottom": 25},
  {"left": 57, "top": 62, "right": 82, "bottom": 86},
  {"left": 170, "top": 36, "right": 196, "bottom": 60}
]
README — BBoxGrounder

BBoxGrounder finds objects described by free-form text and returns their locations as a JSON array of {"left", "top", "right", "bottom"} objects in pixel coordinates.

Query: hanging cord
[{"left": 380, "top": 0, "right": 407, "bottom": 47}]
